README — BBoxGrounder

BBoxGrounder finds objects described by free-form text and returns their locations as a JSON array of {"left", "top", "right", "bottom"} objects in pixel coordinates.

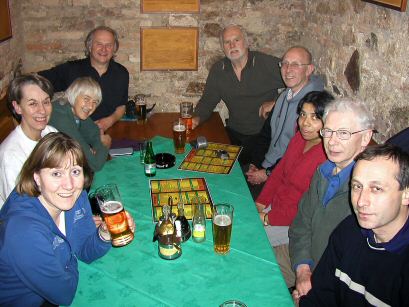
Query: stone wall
[
  {"left": 302, "top": 0, "right": 409, "bottom": 141},
  {"left": 1, "top": 0, "right": 408, "bottom": 140},
  {"left": 0, "top": 1, "right": 23, "bottom": 99}
]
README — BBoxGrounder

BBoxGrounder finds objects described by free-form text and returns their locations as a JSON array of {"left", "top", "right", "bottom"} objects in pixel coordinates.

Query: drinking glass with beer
[
  {"left": 173, "top": 119, "right": 187, "bottom": 154},
  {"left": 135, "top": 94, "right": 147, "bottom": 124},
  {"left": 212, "top": 203, "right": 234, "bottom": 255},
  {"left": 95, "top": 184, "right": 134, "bottom": 247},
  {"left": 180, "top": 102, "right": 193, "bottom": 136}
]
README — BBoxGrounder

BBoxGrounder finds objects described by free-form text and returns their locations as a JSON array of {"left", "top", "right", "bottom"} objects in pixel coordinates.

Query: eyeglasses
[
  {"left": 320, "top": 128, "right": 368, "bottom": 140},
  {"left": 278, "top": 61, "right": 311, "bottom": 69}
]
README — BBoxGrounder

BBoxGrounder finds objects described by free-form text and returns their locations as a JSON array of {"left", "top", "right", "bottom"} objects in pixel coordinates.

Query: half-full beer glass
[
  {"left": 212, "top": 203, "right": 234, "bottom": 255},
  {"left": 95, "top": 184, "right": 134, "bottom": 247},
  {"left": 173, "top": 119, "right": 187, "bottom": 154}
]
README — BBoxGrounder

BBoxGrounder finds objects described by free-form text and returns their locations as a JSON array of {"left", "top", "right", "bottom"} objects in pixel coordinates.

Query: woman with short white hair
[{"left": 49, "top": 77, "right": 111, "bottom": 172}]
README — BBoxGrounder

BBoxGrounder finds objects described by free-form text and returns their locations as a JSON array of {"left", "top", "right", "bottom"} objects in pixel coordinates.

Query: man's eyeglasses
[
  {"left": 278, "top": 61, "right": 311, "bottom": 69},
  {"left": 320, "top": 128, "right": 368, "bottom": 140}
]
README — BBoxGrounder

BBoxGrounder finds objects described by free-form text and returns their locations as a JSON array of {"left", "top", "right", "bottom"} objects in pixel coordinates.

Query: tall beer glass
[
  {"left": 212, "top": 203, "right": 234, "bottom": 255},
  {"left": 173, "top": 119, "right": 187, "bottom": 154},
  {"left": 135, "top": 95, "right": 147, "bottom": 124},
  {"left": 180, "top": 102, "right": 193, "bottom": 135},
  {"left": 96, "top": 184, "right": 134, "bottom": 247}
]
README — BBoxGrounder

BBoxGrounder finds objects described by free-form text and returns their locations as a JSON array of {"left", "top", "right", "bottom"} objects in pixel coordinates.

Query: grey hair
[
  {"left": 219, "top": 24, "right": 249, "bottom": 48},
  {"left": 65, "top": 77, "right": 102, "bottom": 107},
  {"left": 84, "top": 26, "right": 119, "bottom": 57},
  {"left": 323, "top": 97, "right": 375, "bottom": 130}
]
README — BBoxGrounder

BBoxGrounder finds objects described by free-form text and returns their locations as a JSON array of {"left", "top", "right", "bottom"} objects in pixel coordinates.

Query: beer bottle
[
  {"left": 175, "top": 199, "right": 191, "bottom": 242},
  {"left": 192, "top": 197, "right": 206, "bottom": 243},
  {"left": 158, "top": 204, "right": 181, "bottom": 260},
  {"left": 144, "top": 141, "right": 156, "bottom": 177}
]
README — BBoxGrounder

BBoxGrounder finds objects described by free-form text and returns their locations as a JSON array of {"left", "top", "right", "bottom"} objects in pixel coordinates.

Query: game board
[
  {"left": 150, "top": 177, "right": 213, "bottom": 222},
  {"left": 178, "top": 142, "right": 242, "bottom": 174}
]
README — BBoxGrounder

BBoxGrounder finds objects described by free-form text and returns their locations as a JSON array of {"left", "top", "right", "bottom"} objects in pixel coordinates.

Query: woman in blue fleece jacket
[{"left": 0, "top": 132, "right": 134, "bottom": 307}]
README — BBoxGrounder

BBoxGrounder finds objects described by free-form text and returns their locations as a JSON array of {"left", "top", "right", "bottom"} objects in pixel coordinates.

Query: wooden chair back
[{"left": 0, "top": 94, "right": 16, "bottom": 143}]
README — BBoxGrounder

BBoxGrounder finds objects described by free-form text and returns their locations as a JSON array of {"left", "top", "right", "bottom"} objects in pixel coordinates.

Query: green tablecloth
[{"left": 70, "top": 137, "right": 293, "bottom": 307}]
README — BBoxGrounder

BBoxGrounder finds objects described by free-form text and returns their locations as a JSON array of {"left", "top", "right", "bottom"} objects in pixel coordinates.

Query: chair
[{"left": 0, "top": 94, "right": 16, "bottom": 143}]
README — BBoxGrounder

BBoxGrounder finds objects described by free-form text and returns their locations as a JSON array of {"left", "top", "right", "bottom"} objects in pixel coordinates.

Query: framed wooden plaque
[
  {"left": 141, "top": 27, "right": 199, "bottom": 71},
  {"left": 141, "top": 0, "right": 200, "bottom": 13},
  {"left": 0, "top": 0, "right": 12, "bottom": 42},
  {"left": 363, "top": 0, "right": 407, "bottom": 11}
]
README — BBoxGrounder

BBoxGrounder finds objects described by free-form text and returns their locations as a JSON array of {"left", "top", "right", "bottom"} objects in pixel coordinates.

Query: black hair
[{"left": 296, "top": 90, "right": 334, "bottom": 119}]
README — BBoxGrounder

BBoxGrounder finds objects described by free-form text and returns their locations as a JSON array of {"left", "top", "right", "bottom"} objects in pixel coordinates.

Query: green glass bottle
[{"left": 144, "top": 141, "right": 156, "bottom": 177}]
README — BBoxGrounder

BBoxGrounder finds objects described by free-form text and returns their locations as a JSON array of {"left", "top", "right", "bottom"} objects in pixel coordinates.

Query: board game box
[
  {"left": 178, "top": 142, "right": 242, "bottom": 174},
  {"left": 150, "top": 177, "right": 213, "bottom": 222}
]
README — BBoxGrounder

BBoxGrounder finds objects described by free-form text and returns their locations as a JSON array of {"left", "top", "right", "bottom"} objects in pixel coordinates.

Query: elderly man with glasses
[
  {"left": 245, "top": 46, "right": 324, "bottom": 197},
  {"left": 287, "top": 98, "right": 374, "bottom": 298}
]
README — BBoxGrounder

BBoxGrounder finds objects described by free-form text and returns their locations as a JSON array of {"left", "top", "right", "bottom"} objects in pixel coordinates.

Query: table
[
  {"left": 107, "top": 112, "right": 231, "bottom": 144},
  {"left": 70, "top": 114, "right": 292, "bottom": 306}
]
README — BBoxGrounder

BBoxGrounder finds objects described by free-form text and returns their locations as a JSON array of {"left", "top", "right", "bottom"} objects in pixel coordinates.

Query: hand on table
[
  {"left": 192, "top": 116, "right": 200, "bottom": 129},
  {"left": 95, "top": 116, "right": 115, "bottom": 132},
  {"left": 259, "top": 211, "right": 269, "bottom": 225},
  {"left": 295, "top": 264, "right": 313, "bottom": 297},
  {"left": 259, "top": 100, "right": 276, "bottom": 119},
  {"left": 255, "top": 202, "right": 266, "bottom": 213},
  {"left": 246, "top": 164, "right": 268, "bottom": 185},
  {"left": 292, "top": 289, "right": 301, "bottom": 306},
  {"left": 100, "top": 132, "right": 112, "bottom": 149}
]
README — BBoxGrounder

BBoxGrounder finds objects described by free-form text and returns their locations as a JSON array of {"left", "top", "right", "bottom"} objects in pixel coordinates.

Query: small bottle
[
  {"left": 175, "top": 200, "right": 191, "bottom": 242},
  {"left": 157, "top": 205, "right": 181, "bottom": 260},
  {"left": 192, "top": 197, "right": 206, "bottom": 243},
  {"left": 144, "top": 141, "right": 156, "bottom": 177}
]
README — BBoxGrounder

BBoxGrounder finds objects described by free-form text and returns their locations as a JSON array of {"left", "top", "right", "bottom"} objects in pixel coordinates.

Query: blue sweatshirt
[{"left": 0, "top": 190, "right": 111, "bottom": 306}]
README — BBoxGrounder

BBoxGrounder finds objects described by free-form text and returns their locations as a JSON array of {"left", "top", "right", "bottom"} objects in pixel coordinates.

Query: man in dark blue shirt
[{"left": 39, "top": 26, "right": 129, "bottom": 132}]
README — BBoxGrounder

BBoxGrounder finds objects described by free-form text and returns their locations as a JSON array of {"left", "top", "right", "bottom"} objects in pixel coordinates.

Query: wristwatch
[
  {"left": 265, "top": 168, "right": 272, "bottom": 177},
  {"left": 263, "top": 213, "right": 269, "bottom": 226}
]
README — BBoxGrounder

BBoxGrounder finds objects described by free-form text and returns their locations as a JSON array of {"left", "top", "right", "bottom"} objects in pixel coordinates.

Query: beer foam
[
  {"left": 100, "top": 200, "right": 123, "bottom": 214},
  {"left": 214, "top": 214, "right": 232, "bottom": 226},
  {"left": 173, "top": 124, "right": 186, "bottom": 132}
]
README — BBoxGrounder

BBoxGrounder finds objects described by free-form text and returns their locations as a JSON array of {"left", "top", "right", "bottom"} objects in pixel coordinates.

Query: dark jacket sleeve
[
  {"left": 289, "top": 170, "right": 320, "bottom": 269},
  {"left": 38, "top": 63, "right": 72, "bottom": 92},
  {"left": 194, "top": 63, "right": 222, "bottom": 123},
  {"left": 79, "top": 118, "right": 109, "bottom": 171}
]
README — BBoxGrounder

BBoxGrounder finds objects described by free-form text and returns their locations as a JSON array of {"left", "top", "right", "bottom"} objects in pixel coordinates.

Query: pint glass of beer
[
  {"left": 95, "top": 184, "right": 134, "bottom": 247},
  {"left": 173, "top": 119, "right": 187, "bottom": 154},
  {"left": 180, "top": 102, "right": 193, "bottom": 135},
  {"left": 135, "top": 95, "right": 147, "bottom": 124},
  {"left": 212, "top": 203, "right": 234, "bottom": 255}
]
